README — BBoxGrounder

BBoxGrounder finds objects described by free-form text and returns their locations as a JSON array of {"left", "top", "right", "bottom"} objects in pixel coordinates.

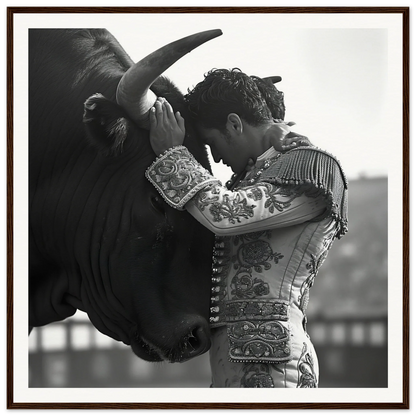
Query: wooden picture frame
[{"left": 2, "top": 2, "right": 415, "bottom": 415}]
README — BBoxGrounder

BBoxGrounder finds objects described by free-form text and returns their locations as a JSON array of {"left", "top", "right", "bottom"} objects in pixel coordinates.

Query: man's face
[{"left": 197, "top": 126, "right": 251, "bottom": 174}]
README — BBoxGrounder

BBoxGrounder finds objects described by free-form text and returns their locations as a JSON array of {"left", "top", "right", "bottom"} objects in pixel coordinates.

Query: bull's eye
[{"left": 150, "top": 195, "right": 165, "bottom": 214}]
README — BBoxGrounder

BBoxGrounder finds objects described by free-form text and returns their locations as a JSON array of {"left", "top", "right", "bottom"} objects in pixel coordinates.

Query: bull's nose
[{"left": 172, "top": 326, "right": 211, "bottom": 363}]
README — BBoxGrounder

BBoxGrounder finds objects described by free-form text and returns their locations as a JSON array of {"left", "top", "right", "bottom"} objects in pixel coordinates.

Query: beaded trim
[
  {"left": 225, "top": 300, "right": 289, "bottom": 322},
  {"left": 211, "top": 298, "right": 289, "bottom": 326},
  {"left": 210, "top": 236, "right": 231, "bottom": 327},
  {"left": 145, "top": 146, "right": 220, "bottom": 210}
]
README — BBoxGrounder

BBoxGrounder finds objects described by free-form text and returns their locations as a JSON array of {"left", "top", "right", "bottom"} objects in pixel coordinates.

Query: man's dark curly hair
[
  {"left": 184, "top": 68, "right": 285, "bottom": 132},
  {"left": 251, "top": 75, "right": 286, "bottom": 121}
]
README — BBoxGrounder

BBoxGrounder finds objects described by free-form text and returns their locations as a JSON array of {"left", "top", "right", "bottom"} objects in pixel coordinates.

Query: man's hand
[
  {"left": 149, "top": 97, "right": 186, "bottom": 156},
  {"left": 265, "top": 120, "right": 313, "bottom": 153}
]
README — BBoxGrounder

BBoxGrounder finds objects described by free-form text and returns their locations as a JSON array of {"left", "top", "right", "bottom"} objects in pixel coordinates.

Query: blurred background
[{"left": 27, "top": 14, "right": 392, "bottom": 388}]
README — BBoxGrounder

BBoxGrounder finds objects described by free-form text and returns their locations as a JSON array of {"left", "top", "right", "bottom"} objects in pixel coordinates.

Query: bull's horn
[
  {"left": 116, "top": 29, "right": 223, "bottom": 128},
  {"left": 262, "top": 76, "right": 282, "bottom": 85}
]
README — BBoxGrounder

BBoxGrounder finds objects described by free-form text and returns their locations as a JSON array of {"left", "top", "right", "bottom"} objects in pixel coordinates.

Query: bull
[{"left": 29, "top": 29, "right": 221, "bottom": 363}]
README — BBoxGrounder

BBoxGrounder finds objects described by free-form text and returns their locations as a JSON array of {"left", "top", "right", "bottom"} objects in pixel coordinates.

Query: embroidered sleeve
[
  {"left": 145, "top": 146, "right": 220, "bottom": 210},
  {"left": 146, "top": 146, "right": 328, "bottom": 235},
  {"left": 186, "top": 181, "right": 327, "bottom": 236}
]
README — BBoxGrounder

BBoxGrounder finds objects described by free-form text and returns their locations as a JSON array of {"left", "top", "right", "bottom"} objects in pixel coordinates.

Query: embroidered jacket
[{"left": 146, "top": 145, "right": 348, "bottom": 375}]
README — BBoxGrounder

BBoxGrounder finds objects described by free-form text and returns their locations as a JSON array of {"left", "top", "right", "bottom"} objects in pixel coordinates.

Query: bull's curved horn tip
[
  {"left": 200, "top": 29, "right": 222, "bottom": 38},
  {"left": 196, "top": 28, "right": 223, "bottom": 40},
  {"left": 263, "top": 76, "right": 282, "bottom": 84}
]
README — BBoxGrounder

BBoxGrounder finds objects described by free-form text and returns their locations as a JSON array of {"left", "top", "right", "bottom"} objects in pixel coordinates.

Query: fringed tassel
[{"left": 262, "top": 147, "right": 348, "bottom": 239}]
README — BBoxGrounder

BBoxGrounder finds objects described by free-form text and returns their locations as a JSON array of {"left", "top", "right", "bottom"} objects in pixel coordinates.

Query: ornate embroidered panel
[
  {"left": 227, "top": 317, "right": 292, "bottom": 363},
  {"left": 145, "top": 146, "right": 219, "bottom": 209}
]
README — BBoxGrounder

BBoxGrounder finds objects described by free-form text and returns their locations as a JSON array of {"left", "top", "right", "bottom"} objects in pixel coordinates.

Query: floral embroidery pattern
[
  {"left": 230, "top": 273, "right": 270, "bottom": 299},
  {"left": 299, "top": 251, "right": 329, "bottom": 323},
  {"left": 246, "top": 187, "right": 263, "bottom": 201},
  {"left": 297, "top": 343, "right": 318, "bottom": 388},
  {"left": 193, "top": 187, "right": 221, "bottom": 212},
  {"left": 251, "top": 183, "right": 297, "bottom": 214},
  {"left": 240, "top": 363, "right": 275, "bottom": 388},
  {"left": 209, "top": 194, "right": 256, "bottom": 224},
  {"left": 198, "top": 177, "right": 299, "bottom": 225},
  {"left": 228, "top": 320, "right": 292, "bottom": 363},
  {"left": 235, "top": 240, "right": 284, "bottom": 273},
  {"left": 240, "top": 362, "right": 285, "bottom": 388},
  {"left": 243, "top": 370, "right": 274, "bottom": 388},
  {"left": 240, "top": 170, "right": 300, "bottom": 211},
  {"left": 228, "top": 233, "right": 284, "bottom": 301},
  {"left": 323, "top": 231, "right": 336, "bottom": 250},
  {"left": 228, "top": 231, "right": 281, "bottom": 301},
  {"left": 306, "top": 251, "right": 328, "bottom": 277},
  {"left": 196, "top": 185, "right": 258, "bottom": 224}
]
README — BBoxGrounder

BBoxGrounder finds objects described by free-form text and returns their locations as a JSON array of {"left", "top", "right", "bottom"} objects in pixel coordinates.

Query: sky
[{"left": 100, "top": 13, "right": 399, "bottom": 183}]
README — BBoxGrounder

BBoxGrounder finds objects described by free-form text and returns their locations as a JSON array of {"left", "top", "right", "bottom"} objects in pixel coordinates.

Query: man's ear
[{"left": 226, "top": 113, "right": 243, "bottom": 135}]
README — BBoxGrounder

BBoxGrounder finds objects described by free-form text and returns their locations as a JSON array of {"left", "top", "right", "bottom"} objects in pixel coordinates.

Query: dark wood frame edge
[{"left": 6, "top": 6, "right": 410, "bottom": 410}]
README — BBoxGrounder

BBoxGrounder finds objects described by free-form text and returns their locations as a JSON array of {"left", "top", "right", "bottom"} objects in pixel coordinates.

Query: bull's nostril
[
  {"left": 182, "top": 326, "right": 210, "bottom": 359},
  {"left": 187, "top": 328, "right": 201, "bottom": 350}
]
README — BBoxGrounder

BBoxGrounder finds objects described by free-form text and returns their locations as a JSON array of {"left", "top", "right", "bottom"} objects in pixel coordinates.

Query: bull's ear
[
  {"left": 262, "top": 76, "right": 282, "bottom": 86},
  {"left": 83, "top": 93, "right": 130, "bottom": 156}
]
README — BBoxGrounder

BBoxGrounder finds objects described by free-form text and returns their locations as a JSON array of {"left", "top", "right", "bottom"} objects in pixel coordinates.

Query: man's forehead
[{"left": 196, "top": 126, "right": 219, "bottom": 144}]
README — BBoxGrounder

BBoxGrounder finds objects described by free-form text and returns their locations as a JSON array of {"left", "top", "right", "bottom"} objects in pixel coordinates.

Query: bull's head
[{"left": 79, "top": 30, "right": 222, "bottom": 362}]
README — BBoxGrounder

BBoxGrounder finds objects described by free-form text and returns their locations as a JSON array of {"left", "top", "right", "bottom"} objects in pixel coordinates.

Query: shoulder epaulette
[{"left": 261, "top": 147, "right": 348, "bottom": 238}]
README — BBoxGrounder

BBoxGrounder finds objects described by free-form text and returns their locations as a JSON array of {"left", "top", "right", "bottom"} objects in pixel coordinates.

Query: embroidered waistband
[{"left": 210, "top": 299, "right": 289, "bottom": 326}]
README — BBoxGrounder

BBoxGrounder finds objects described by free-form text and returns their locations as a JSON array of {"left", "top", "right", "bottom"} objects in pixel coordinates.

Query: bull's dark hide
[{"left": 29, "top": 29, "right": 216, "bottom": 362}]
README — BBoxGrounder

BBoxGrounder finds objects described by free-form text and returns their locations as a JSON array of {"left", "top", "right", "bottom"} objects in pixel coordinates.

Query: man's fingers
[
  {"left": 176, "top": 111, "right": 185, "bottom": 132},
  {"left": 163, "top": 100, "right": 177, "bottom": 123},
  {"left": 292, "top": 135, "right": 310, "bottom": 146},
  {"left": 281, "top": 137, "right": 310, "bottom": 151},
  {"left": 150, "top": 106, "right": 157, "bottom": 127},
  {"left": 281, "top": 143, "right": 297, "bottom": 151},
  {"left": 154, "top": 99, "right": 166, "bottom": 125}
]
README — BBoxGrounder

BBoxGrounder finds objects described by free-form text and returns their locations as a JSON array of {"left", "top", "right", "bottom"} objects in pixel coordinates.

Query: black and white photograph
[{"left": 6, "top": 6, "right": 408, "bottom": 409}]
